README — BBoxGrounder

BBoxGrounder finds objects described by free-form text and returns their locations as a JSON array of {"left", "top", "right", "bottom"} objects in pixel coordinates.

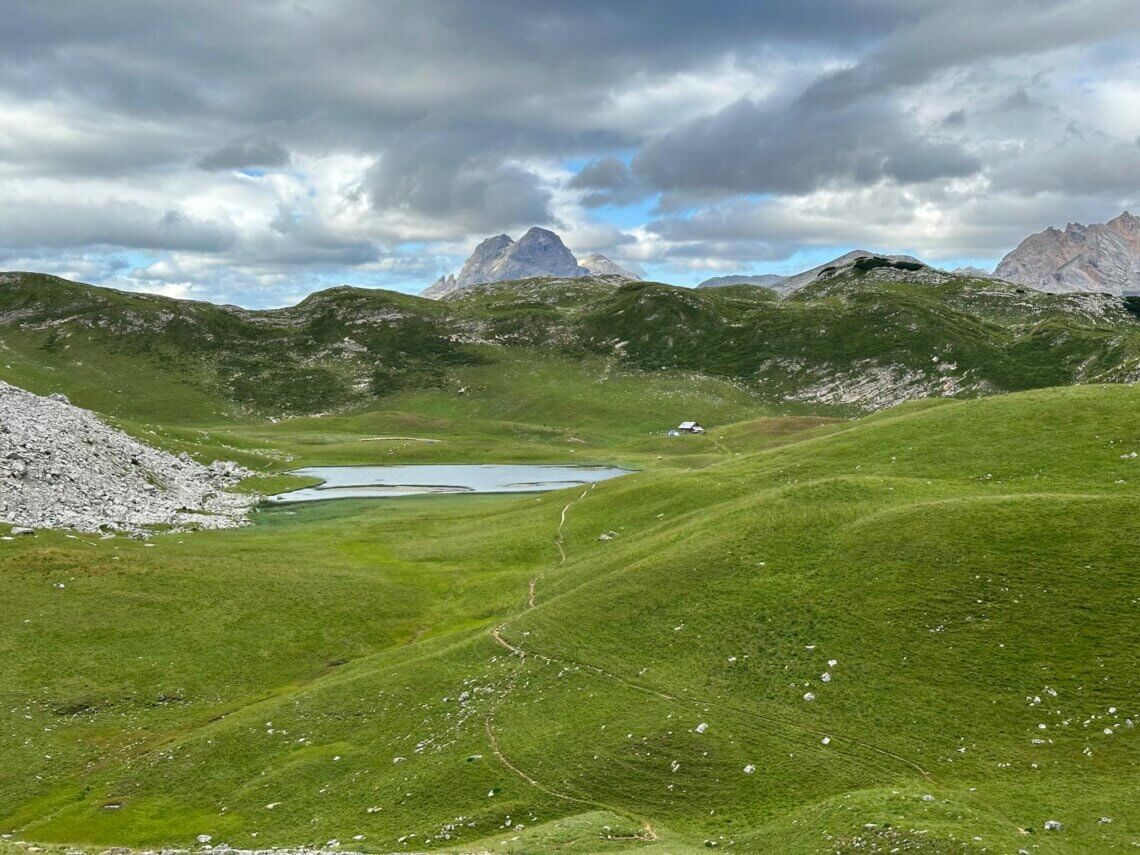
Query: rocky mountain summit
[
  {"left": 696, "top": 251, "right": 926, "bottom": 295},
  {"left": 0, "top": 381, "right": 254, "bottom": 535},
  {"left": 424, "top": 227, "right": 638, "bottom": 298},
  {"left": 995, "top": 211, "right": 1140, "bottom": 295},
  {"left": 578, "top": 252, "right": 639, "bottom": 278}
]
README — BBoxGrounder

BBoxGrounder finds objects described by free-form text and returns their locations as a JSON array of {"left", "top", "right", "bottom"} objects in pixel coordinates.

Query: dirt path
[
  {"left": 554, "top": 484, "right": 592, "bottom": 565},
  {"left": 482, "top": 485, "right": 658, "bottom": 845}
]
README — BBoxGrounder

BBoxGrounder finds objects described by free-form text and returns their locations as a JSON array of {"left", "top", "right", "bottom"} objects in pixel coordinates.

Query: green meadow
[{"left": 2, "top": 381, "right": 1137, "bottom": 853}]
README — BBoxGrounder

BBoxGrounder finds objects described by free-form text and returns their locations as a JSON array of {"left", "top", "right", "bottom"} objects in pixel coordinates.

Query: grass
[
  {"left": 1, "top": 384, "right": 1137, "bottom": 853},
  {"left": 5, "top": 271, "right": 1140, "bottom": 429}
]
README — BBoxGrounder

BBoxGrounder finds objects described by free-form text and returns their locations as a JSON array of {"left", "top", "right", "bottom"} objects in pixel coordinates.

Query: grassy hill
[
  {"left": 3, "top": 268, "right": 1139, "bottom": 430},
  {"left": 1, "top": 385, "right": 1137, "bottom": 853}
]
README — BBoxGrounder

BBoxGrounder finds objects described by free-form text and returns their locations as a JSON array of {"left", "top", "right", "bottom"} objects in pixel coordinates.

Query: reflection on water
[{"left": 270, "top": 463, "right": 632, "bottom": 503}]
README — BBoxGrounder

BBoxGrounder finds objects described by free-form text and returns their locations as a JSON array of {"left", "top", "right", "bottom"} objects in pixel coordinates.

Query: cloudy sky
[{"left": 3, "top": 1, "right": 1139, "bottom": 307}]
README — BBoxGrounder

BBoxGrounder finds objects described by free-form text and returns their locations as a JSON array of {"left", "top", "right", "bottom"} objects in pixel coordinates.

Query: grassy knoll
[{"left": 1, "top": 384, "right": 1137, "bottom": 852}]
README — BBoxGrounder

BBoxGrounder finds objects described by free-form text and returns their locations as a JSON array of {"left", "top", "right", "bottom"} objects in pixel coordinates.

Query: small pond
[{"left": 268, "top": 463, "right": 633, "bottom": 504}]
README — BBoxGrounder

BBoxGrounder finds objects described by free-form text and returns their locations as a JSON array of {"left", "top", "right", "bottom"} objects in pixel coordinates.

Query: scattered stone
[
  {"left": 803, "top": 692, "right": 815, "bottom": 702},
  {"left": 1043, "top": 820, "right": 1063, "bottom": 831},
  {"left": 695, "top": 722, "right": 709, "bottom": 734},
  {"left": 743, "top": 764, "right": 755, "bottom": 774}
]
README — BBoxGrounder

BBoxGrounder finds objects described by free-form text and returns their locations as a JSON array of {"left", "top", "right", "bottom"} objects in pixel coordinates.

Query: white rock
[
  {"left": 0, "top": 381, "right": 253, "bottom": 535},
  {"left": 1044, "top": 820, "right": 1063, "bottom": 831}
]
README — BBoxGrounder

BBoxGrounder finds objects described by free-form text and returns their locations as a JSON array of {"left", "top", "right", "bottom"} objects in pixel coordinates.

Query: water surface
[{"left": 270, "top": 463, "right": 632, "bottom": 503}]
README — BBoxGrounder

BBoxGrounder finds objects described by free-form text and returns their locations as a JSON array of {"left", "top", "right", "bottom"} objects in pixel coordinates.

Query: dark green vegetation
[
  {"left": 3, "top": 269, "right": 1139, "bottom": 426},
  {"left": 1, "top": 271, "right": 1139, "bottom": 852}
]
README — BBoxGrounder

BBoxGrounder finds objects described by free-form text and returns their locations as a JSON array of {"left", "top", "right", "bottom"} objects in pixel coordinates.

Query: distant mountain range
[
  {"left": 424, "top": 227, "right": 639, "bottom": 299},
  {"left": 428, "top": 212, "right": 1140, "bottom": 299}
]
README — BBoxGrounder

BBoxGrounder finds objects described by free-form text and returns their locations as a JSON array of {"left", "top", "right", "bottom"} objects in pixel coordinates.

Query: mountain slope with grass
[
  {"left": 1, "top": 385, "right": 1137, "bottom": 853},
  {"left": 3, "top": 267, "right": 1140, "bottom": 426}
]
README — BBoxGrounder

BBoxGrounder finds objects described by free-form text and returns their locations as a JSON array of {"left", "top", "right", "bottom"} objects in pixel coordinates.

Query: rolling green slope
[
  {"left": 2, "top": 386, "right": 1136, "bottom": 853},
  {"left": 4, "top": 269, "right": 1140, "bottom": 429}
]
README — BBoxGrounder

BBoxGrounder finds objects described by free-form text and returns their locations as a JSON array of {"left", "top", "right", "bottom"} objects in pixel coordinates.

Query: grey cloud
[
  {"left": 942, "top": 109, "right": 967, "bottom": 127},
  {"left": 366, "top": 130, "right": 555, "bottom": 235},
  {"left": 198, "top": 139, "right": 291, "bottom": 171},
  {"left": 1, "top": 1, "right": 1139, "bottom": 303},
  {"left": 634, "top": 96, "right": 980, "bottom": 197},
  {"left": 568, "top": 158, "right": 648, "bottom": 207},
  {"left": 0, "top": 201, "right": 236, "bottom": 253},
  {"left": 991, "top": 132, "right": 1140, "bottom": 197}
]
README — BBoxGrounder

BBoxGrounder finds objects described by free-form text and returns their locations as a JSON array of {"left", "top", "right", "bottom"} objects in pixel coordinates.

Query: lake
[{"left": 269, "top": 463, "right": 633, "bottom": 503}]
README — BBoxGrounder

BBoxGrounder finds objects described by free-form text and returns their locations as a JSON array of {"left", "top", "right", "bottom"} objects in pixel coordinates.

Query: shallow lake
[{"left": 269, "top": 463, "right": 633, "bottom": 503}]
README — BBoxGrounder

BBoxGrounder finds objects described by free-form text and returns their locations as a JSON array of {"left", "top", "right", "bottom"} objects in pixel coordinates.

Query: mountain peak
[
  {"left": 995, "top": 212, "right": 1140, "bottom": 295},
  {"left": 518, "top": 226, "right": 560, "bottom": 241},
  {"left": 423, "top": 227, "right": 638, "bottom": 298},
  {"left": 578, "top": 253, "right": 642, "bottom": 279}
]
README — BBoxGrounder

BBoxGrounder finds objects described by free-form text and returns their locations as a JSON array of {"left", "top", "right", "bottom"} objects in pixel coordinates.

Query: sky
[{"left": 2, "top": 0, "right": 1139, "bottom": 308}]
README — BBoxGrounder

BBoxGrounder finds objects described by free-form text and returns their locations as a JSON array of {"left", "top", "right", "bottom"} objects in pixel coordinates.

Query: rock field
[{"left": 0, "top": 381, "right": 255, "bottom": 536}]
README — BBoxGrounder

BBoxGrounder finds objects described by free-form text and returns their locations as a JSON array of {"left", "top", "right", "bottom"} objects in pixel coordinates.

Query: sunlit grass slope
[{"left": 1, "top": 385, "right": 1137, "bottom": 853}]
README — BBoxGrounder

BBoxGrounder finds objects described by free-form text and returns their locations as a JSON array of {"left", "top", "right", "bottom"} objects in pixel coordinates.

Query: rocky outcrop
[
  {"left": 779, "top": 251, "right": 926, "bottom": 293},
  {"left": 950, "top": 266, "right": 995, "bottom": 279},
  {"left": 698, "top": 274, "right": 788, "bottom": 289},
  {"left": 578, "top": 252, "right": 641, "bottom": 279},
  {"left": 994, "top": 212, "right": 1140, "bottom": 295},
  {"left": 423, "top": 227, "right": 637, "bottom": 298},
  {"left": 0, "top": 381, "right": 254, "bottom": 535}
]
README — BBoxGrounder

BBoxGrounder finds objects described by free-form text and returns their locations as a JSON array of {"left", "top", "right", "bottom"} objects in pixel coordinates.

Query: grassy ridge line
[{"left": 4, "top": 270, "right": 1140, "bottom": 428}]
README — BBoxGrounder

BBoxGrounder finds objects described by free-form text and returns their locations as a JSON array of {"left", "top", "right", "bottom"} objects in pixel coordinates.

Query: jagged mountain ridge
[
  {"left": 423, "top": 227, "right": 639, "bottom": 298},
  {"left": 995, "top": 211, "right": 1140, "bottom": 295}
]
